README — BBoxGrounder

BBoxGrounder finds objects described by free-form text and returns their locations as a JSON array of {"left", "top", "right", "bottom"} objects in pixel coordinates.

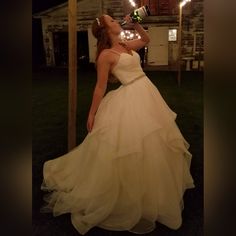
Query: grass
[{"left": 33, "top": 68, "right": 203, "bottom": 236}]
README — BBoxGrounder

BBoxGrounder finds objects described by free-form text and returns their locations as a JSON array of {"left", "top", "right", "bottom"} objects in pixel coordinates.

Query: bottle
[{"left": 120, "top": 5, "right": 150, "bottom": 26}]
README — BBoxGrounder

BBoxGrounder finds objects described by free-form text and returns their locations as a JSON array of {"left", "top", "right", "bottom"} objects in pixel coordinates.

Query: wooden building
[{"left": 33, "top": 0, "right": 204, "bottom": 70}]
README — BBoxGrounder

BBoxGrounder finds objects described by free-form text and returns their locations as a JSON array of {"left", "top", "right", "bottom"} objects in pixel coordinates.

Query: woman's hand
[
  {"left": 124, "top": 14, "right": 133, "bottom": 24},
  {"left": 87, "top": 114, "right": 95, "bottom": 132},
  {"left": 123, "top": 14, "right": 137, "bottom": 26}
]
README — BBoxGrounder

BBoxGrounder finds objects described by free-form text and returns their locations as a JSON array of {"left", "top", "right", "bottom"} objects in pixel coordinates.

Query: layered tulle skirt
[{"left": 41, "top": 76, "right": 194, "bottom": 235}]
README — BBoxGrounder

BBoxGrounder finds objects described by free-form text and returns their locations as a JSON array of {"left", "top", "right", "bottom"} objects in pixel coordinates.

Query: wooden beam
[
  {"left": 177, "top": 5, "right": 182, "bottom": 87},
  {"left": 68, "top": 0, "right": 77, "bottom": 151}
]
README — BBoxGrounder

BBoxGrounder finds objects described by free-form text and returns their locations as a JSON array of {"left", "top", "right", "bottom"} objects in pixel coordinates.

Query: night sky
[{"left": 33, "top": 0, "right": 67, "bottom": 14}]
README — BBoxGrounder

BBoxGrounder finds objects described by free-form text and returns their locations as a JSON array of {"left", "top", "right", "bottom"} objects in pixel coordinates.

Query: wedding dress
[{"left": 41, "top": 50, "right": 194, "bottom": 235}]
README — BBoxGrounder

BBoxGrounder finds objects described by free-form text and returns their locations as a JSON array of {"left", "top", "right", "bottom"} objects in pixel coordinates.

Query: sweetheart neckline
[
  {"left": 111, "top": 51, "right": 137, "bottom": 73},
  {"left": 118, "top": 51, "right": 134, "bottom": 56},
  {"left": 109, "top": 49, "right": 134, "bottom": 57}
]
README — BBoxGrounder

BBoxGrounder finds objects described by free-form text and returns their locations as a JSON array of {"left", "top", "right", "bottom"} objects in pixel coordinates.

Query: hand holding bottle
[
  {"left": 120, "top": 5, "right": 150, "bottom": 26},
  {"left": 122, "top": 15, "right": 135, "bottom": 26}
]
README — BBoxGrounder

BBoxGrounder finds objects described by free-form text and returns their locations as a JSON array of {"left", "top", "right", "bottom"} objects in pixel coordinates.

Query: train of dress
[{"left": 41, "top": 76, "right": 194, "bottom": 235}]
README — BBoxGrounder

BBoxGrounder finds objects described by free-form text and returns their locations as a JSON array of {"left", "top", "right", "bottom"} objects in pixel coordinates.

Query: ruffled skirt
[{"left": 41, "top": 76, "right": 194, "bottom": 234}]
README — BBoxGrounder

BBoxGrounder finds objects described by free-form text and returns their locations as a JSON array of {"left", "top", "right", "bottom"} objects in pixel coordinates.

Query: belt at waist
[{"left": 123, "top": 74, "right": 145, "bottom": 86}]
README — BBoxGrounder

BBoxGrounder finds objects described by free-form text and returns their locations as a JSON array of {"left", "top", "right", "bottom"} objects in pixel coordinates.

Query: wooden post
[
  {"left": 68, "top": 0, "right": 77, "bottom": 151},
  {"left": 177, "top": 5, "right": 182, "bottom": 87}
]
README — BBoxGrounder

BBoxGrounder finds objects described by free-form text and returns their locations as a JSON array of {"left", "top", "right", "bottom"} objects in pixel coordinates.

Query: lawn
[{"left": 33, "top": 68, "right": 203, "bottom": 236}]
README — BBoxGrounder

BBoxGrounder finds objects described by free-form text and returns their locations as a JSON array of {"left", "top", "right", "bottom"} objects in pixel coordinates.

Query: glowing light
[
  {"left": 180, "top": 0, "right": 191, "bottom": 8},
  {"left": 129, "top": 0, "right": 136, "bottom": 7},
  {"left": 120, "top": 29, "right": 141, "bottom": 40},
  {"left": 120, "top": 31, "right": 125, "bottom": 40}
]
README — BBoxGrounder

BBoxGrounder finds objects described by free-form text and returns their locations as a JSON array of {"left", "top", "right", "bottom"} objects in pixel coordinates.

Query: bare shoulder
[{"left": 97, "top": 49, "right": 116, "bottom": 65}]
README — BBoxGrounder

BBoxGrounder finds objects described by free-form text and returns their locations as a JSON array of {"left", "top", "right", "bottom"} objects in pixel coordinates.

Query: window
[{"left": 168, "top": 29, "right": 177, "bottom": 41}]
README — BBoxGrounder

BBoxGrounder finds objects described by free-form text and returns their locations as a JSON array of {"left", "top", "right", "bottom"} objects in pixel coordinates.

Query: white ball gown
[{"left": 41, "top": 50, "right": 195, "bottom": 235}]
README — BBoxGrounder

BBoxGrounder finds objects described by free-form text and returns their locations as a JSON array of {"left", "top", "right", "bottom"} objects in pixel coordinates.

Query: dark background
[
  {"left": 33, "top": 0, "right": 67, "bottom": 13},
  {"left": 33, "top": 0, "right": 90, "bottom": 68},
  {"left": 32, "top": 1, "right": 67, "bottom": 67}
]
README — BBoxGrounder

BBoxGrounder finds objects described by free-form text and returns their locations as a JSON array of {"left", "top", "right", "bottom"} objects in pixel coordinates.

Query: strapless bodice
[{"left": 112, "top": 51, "right": 146, "bottom": 85}]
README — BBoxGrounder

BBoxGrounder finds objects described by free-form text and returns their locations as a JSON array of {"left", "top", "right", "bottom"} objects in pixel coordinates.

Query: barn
[{"left": 33, "top": 0, "right": 204, "bottom": 70}]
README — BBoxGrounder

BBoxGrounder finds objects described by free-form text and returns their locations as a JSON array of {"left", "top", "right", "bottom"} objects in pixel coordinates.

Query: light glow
[
  {"left": 129, "top": 0, "right": 136, "bottom": 7},
  {"left": 180, "top": 0, "right": 191, "bottom": 8},
  {"left": 120, "top": 29, "right": 140, "bottom": 40}
]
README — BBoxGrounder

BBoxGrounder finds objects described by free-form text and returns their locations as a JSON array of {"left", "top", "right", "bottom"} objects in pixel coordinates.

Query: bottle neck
[{"left": 120, "top": 5, "right": 150, "bottom": 26}]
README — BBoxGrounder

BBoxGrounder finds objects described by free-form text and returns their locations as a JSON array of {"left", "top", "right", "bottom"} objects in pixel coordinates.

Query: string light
[
  {"left": 120, "top": 1, "right": 141, "bottom": 40},
  {"left": 120, "top": 30, "right": 140, "bottom": 40},
  {"left": 129, "top": 0, "right": 136, "bottom": 7},
  {"left": 180, "top": 0, "right": 191, "bottom": 8}
]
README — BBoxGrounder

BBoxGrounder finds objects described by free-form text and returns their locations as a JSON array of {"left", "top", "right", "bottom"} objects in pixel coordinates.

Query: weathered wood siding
[{"left": 35, "top": 0, "right": 204, "bottom": 69}]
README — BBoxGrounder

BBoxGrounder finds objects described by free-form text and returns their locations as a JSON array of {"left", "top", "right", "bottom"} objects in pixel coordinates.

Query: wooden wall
[{"left": 36, "top": 0, "right": 204, "bottom": 69}]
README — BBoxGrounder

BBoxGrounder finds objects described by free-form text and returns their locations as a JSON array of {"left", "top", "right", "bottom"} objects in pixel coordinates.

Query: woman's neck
[
  {"left": 111, "top": 40, "right": 133, "bottom": 55},
  {"left": 111, "top": 35, "right": 123, "bottom": 47},
  {"left": 110, "top": 34, "right": 132, "bottom": 53}
]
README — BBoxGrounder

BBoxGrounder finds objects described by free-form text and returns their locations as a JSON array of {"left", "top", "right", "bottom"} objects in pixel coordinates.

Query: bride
[{"left": 41, "top": 14, "right": 194, "bottom": 235}]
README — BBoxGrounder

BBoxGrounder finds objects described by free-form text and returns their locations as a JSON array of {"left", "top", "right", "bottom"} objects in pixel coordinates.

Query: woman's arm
[
  {"left": 87, "top": 51, "right": 111, "bottom": 132},
  {"left": 124, "top": 15, "right": 150, "bottom": 51}
]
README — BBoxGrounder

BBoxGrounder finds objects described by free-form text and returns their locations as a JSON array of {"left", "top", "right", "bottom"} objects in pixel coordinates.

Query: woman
[{"left": 41, "top": 14, "right": 194, "bottom": 235}]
